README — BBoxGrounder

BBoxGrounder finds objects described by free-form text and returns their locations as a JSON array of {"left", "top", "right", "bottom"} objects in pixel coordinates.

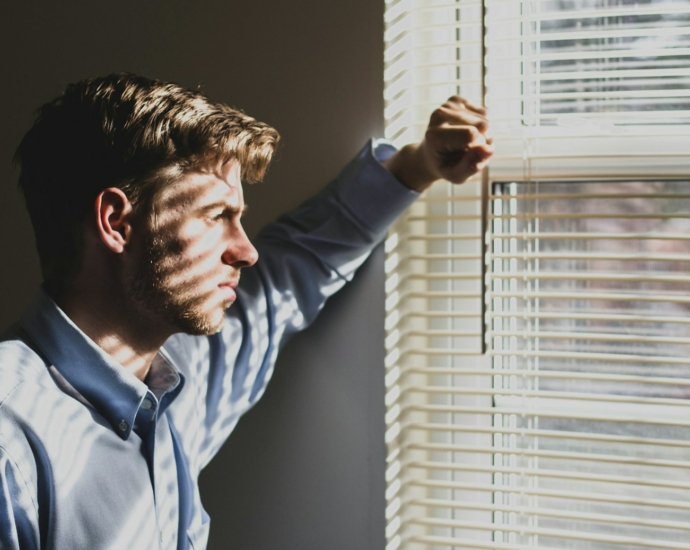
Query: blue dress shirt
[{"left": 0, "top": 140, "right": 419, "bottom": 550}]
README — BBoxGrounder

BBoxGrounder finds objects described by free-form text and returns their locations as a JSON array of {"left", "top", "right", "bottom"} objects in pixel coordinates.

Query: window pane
[{"left": 490, "top": 180, "right": 690, "bottom": 548}]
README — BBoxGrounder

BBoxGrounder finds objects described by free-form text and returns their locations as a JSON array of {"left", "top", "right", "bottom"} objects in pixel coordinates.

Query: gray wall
[{"left": 0, "top": 2, "right": 388, "bottom": 548}]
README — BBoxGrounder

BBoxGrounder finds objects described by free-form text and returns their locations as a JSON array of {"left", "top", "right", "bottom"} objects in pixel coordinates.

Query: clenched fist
[{"left": 382, "top": 96, "right": 493, "bottom": 192}]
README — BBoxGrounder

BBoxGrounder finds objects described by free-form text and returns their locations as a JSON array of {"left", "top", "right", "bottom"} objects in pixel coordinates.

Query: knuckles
[
  {"left": 423, "top": 96, "right": 492, "bottom": 185},
  {"left": 429, "top": 106, "right": 490, "bottom": 135},
  {"left": 425, "top": 124, "right": 483, "bottom": 146},
  {"left": 475, "top": 118, "right": 489, "bottom": 133},
  {"left": 429, "top": 107, "right": 451, "bottom": 126}
]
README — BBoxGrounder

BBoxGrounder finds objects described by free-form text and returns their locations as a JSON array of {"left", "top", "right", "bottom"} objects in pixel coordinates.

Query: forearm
[{"left": 251, "top": 139, "right": 419, "bottom": 336}]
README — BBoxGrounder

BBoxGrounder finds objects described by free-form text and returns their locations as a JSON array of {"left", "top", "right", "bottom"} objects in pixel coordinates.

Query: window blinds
[{"left": 383, "top": 1, "right": 690, "bottom": 548}]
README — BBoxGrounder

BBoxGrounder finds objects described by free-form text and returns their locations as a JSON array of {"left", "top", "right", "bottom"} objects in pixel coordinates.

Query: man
[{"left": 0, "top": 73, "right": 492, "bottom": 549}]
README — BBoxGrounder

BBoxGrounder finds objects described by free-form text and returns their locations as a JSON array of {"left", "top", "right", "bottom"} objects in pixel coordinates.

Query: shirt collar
[
  {"left": 20, "top": 288, "right": 184, "bottom": 440},
  {"left": 145, "top": 351, "right": 184, "bottom": 416}
]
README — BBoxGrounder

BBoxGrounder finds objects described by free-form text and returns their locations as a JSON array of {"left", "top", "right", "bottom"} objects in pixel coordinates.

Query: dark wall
[{"left": 0, "top": 2, "right": 387, "bottom": 548}]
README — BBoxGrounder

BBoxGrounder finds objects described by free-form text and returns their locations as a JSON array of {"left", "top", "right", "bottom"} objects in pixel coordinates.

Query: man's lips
[
  {"left": 219, "top": 280, "right": 239, "bottom": 289},
  {"left": 218, "top": 279, "right": 239, "bottom": 301}
]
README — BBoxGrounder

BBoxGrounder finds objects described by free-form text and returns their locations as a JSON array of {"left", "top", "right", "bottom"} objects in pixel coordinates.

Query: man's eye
[{"left": 206, "top": 209, "right": 243, "bottom": 223}]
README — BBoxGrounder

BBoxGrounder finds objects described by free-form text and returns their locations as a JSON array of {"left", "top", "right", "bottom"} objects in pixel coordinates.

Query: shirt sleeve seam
[
  {"left": 0, "top": 379, "right": 26, "bottom": 412},
  {"left": 0, "top": 442, "right": 40, "bottom": 518},
  {"left": 0, "top": 380, "right": 40, "bottom": 517}
]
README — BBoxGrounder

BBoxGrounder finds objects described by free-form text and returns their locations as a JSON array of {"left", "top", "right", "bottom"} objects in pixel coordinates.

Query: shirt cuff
[{"left": 335, "top": 138, "right": 420, "bottom": 236}]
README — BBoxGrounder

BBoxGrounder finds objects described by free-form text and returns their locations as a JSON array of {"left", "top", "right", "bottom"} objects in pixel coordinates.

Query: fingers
[
  {"left": 444, "top": 95, "right": 487, "bottom": 117},
  {"left": 438, "top": 142, "right": 493, "bottom": 184},
  {"left": 424, "top": 117, "right": 494, "bottom": 184},
  {"left": 429, "top": 95, "right": 491, "bottom": 143},
  {"left": 392, "top": 95, "right": 493, "bottom": 190},
  {"left": 425, "top": 125, "right": 486, "bottom": 153},
  {"left": 429, "top": 106, "right": 489, "bottom": 135}
]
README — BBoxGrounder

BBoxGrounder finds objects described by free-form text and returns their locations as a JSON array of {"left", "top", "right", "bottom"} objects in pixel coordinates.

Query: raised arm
[{"left": 164, "top": 97, "right": 492, "bottom": 469}]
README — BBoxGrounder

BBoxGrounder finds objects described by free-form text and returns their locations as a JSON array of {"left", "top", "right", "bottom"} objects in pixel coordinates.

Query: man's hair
[{"left": 14, "top": 73, "right": 280, "bottom": 287}]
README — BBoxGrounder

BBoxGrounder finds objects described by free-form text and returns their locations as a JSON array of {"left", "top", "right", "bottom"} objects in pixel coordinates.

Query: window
[{"left": 383, "top": 1, "right": 690, "bottom": 548}]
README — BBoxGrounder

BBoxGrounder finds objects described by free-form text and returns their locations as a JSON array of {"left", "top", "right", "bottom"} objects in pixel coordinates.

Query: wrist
[{"left": 382, "top": 144, "right": 438, "bottom": 193}]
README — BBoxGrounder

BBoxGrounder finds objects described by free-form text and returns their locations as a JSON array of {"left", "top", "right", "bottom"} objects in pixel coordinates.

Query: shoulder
[
  {"left": 0, "top": 324, "right": 49, "bottom": 405},
  {"left": 0, "top": 331, "right": 42, "bottom": 504},
  {"left": 0, "top": 323, "right": 63, "bottom": 451},
  {"left": 0, "top": 326, "right": 67, "bottom": 502}
]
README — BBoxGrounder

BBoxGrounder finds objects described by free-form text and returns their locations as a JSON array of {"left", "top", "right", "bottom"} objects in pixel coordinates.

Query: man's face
[{"left": 126, "top": 159, "right": 258, "bottom": 336}]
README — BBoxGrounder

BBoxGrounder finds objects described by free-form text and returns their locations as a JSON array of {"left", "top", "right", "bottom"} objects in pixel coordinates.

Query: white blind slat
[
  {"left": 403, "top": 404, "right": 690, "bottom": 427},
  {"left": 402, "top": 368, "right": 690, "bottom": 388},
  {"left": 405, "top": 442, "right": 690, "bottom": 469},
  {"left": 411, "top": 498, "right": 690, "bottom": 531},
  {"left": 411, "top": 518, "right": 690, "bottom": 550},
  {"left": 404, "top": 423, "right": 690, "bottom": 448},
  {"left": 408, "top": 462, "right": 690, "bottom": 492},
  {"left": 407, "top": 386, "right": 690, "bottom": 408},
  {"left": 408, "top": 479, "right": 690, "bottom": 511},
  {"left": 407, "top": 536, "right": 560, "bottom": 550}
]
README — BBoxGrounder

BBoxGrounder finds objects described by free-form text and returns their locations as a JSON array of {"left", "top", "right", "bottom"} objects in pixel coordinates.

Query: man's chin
[{"left": 175, "top": 302, "right": 233, "bottom": 336}]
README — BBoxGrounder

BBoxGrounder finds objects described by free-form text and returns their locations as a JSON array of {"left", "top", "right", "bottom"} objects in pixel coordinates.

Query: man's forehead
[
  {"left": 219, "top": 158, "right": 242, "bottom": 182},
  {"left": 196, "top": 157, "right": 241, "bottom": 182},
  {"left": 161, "top": 159, "right": 243, "bottom": 207},
  {"left": 191, "top": 157, "right": 242, "bottom": 187}
]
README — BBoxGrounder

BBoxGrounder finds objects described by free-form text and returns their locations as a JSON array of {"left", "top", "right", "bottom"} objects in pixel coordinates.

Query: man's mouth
[
  {"left": 218, "top": 279, "right": 239, "bottom": 301},
  {"left": 219, "top": 278, "right": 239, "bottom": 289}
]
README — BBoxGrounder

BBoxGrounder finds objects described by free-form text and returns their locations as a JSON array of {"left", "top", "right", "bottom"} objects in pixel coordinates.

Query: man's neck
[{"left": 50, "top": 283, "right": 171, "bottom": 382}]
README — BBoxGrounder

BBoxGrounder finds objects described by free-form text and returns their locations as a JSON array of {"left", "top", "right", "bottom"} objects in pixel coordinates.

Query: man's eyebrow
[{"left": 200, "top": 202, "right": 249, "bottom": 215}]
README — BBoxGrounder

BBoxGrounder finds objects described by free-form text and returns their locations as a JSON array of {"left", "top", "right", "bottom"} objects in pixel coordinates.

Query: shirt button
[
  {"left": 141, "top": 398, "right": 154, "bottom": 410},
  {"left": 118, "top": 420, "right": 129, "bottom": 432}
]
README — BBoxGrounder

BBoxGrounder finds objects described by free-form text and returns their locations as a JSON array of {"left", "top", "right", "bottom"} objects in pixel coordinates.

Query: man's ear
[{"left": 94, "top": 188, "right": 134, "bottom": 254}]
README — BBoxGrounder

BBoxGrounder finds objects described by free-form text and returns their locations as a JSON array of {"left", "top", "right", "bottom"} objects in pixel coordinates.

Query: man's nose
[{"left": 222, "top": 228, "right": 259, "bottom": 269}]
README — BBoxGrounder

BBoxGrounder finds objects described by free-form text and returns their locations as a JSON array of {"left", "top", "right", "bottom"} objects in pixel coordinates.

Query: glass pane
[
  {"left": 490, "top": 179, "right": 690, "bottom": 548},
  {"left": 529, "top": 0, "right": 690, "bottom": 122}
]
